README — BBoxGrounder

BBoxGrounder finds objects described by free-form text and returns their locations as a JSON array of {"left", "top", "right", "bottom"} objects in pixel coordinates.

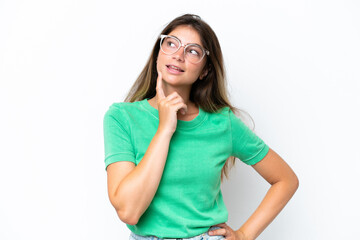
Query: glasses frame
[{"left": 159, "top": 34, "right": 210, "bottom": 64}]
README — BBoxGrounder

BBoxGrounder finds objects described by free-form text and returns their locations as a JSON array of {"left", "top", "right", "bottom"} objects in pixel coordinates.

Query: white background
[{"left": 1, "top": 0, "right": 359, "bottom": 239}]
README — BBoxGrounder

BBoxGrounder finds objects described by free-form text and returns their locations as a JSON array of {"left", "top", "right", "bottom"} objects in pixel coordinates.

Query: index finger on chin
[{"left": 156, "top": 71, "right": 166, "bottom": 99}]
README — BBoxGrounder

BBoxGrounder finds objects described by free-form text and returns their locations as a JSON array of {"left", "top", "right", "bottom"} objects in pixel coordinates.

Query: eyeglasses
[{"left": 159, "top": 34, "right": 210, "bottom": 64}]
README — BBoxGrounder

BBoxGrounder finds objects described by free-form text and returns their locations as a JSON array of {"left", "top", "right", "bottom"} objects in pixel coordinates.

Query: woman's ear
[{"left": 199, "top": 68, "right": 209, "bottom": 80}]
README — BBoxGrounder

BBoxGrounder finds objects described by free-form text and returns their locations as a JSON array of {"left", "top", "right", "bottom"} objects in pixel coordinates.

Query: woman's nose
[{"left": 173, "top": 47, "right": 185, "bottom": 62}]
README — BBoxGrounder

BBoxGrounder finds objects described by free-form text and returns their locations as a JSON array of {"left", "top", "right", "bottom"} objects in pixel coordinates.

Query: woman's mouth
[{"left": 166, "top": 65, "right": 184, "bottom": 73}]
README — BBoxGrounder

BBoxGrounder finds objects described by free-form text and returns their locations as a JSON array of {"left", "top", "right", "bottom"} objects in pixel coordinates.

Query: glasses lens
[
  {"left": 161, "top": 36, "right": 179, "bottom": 55},
  {"left": 160, "top": 35, "right": 207, "bottom": 64},
  {"left": 185, "top": 45, "right": 205, "bottom": 63}
]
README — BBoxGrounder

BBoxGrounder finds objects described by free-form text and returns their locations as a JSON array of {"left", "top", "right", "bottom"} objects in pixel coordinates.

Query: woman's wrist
[
  {"left": 235, "top": 229, "right": 253, "bottom": 240},
  {"left": 156, "top": 128, "right": 174, "bottom": 139}
]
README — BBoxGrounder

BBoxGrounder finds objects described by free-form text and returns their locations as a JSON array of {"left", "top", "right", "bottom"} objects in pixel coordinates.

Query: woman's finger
[{"left": 156, "top": 71, "right": 166, "bottom": 100}]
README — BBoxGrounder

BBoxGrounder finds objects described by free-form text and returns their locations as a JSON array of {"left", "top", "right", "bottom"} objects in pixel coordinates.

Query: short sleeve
[
  {"left": 229, "top": 110, "right": 269, "bottom": 165},
  {"left": 103, "top": 104, "right": 136, "bottom": 171}
]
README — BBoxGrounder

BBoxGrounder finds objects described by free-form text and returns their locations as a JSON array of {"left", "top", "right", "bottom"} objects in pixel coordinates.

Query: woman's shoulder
[
  {"left": 104, "top": 100, "right": 145, "bottom": 120},
  {"left": 212, "top": 106, "right": 231, "bottom": 116},
  {"left": 107, "top": 100, "right": 143, "bottom": 112}
]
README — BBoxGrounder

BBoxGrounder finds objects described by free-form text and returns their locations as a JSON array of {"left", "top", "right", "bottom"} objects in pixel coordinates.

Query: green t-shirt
[{"left": 103, "top": 98, "right": 269, "bottom": 238}]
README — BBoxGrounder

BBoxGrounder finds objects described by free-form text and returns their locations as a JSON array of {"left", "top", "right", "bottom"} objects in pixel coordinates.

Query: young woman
[{"left": 103, "top": 14, "right": 299, "bottom": 240}]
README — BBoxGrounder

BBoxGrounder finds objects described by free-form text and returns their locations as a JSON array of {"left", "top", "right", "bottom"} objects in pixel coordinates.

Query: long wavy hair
[{"left": 124, "top": 13, "right": 247, "bottom": 182}]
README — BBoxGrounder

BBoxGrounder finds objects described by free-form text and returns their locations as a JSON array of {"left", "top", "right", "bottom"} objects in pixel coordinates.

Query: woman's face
[{"left": 157, "top": 25, "right": 207, "bottom": 88}]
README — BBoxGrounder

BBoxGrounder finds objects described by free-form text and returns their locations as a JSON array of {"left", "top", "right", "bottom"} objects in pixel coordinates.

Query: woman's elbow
[
  {"left": 289, "top": 172, "right": 299, "bottom": 193},
  {"left": 109, "top": 195, "right": 140, "bottom": 225},
  {"left": 116, "top": 209, "right": 139, "bottom": 226}
]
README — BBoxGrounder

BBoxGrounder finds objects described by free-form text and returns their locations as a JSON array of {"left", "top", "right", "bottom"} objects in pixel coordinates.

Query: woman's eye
[
  {"left": 167, "top": 40, "right": 177, "bottom": 48},
  {"left": 188, "top": 49, "right": 200, "bottom": 56}
]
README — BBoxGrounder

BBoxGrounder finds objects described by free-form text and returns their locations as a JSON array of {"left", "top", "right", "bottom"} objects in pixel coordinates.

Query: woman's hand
[
  {"left": 156, "top": 71, "right": 188, "bottom": 136},
  {"left": 208, "top": 223, "right": 248, "bottom": 240}
]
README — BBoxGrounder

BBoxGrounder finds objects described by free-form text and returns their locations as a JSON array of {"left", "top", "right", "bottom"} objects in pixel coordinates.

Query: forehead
[{"left": 168, "top": 25, "right": 202, "bottom": 46}]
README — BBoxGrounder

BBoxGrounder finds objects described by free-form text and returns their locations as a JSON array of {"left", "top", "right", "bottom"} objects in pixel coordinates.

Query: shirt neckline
[{"left": 140, "top": 98, "right": 207, "bottom": 130}]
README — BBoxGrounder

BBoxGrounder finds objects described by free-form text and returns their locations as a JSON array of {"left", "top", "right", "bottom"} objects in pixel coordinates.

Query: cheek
[
  {"left": 157, "top": 53, "right": 168, "bottom": 67},
  {"left": 157, "top": 50, "right": 167, "bottom": 61},
  {"left": 189, "top": 65, "right": 205, "bottom": 77},
  {"left": 156, "top": 54, "right": 165, "bottom": 71}
]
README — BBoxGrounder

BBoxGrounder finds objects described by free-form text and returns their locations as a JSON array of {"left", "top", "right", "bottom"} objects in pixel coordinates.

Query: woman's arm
[
  {"left": 107, "top": 129, "right": 173, "bottom": 225},
  {"left": 235, "top": 148, "right": 299, "bottom": 240}
]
